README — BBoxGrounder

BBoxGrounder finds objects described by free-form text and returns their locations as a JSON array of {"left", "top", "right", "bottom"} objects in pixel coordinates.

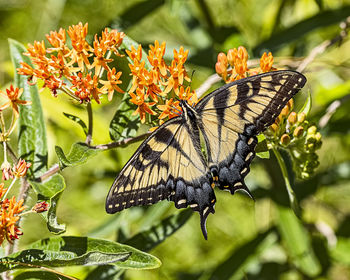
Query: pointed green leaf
[
  {"left": 330, "top": 237, "right": 350, "bottom": 265},
  {"left": 109, "top": 94, "right": 140, "bottom": 141},
  {"left": 277, "top": 206, "right": 321, "bottom": 277},
  {"left": 55, "top": 142, "right": 100, "bottom": 169},
  {"left": 256, "top": 134, "right": 270, "bottom": 159},
  {"left": 125, "top": 209, "right": 193, "bottom": 252},
  {"left": 63, "top": 112, "right": 88, "bottom": 136},
  {"left": 208, "top": 228, "right": 276, "bottom": 279},
  {"left": 29, "top": 174, "right": 66, "bottom": 234},
  {"left": 0, "top": 236, "right": 161, "bottom": 272},
  {"left": 9, "top": 39, "right": 48, "bottom": 178},
  {"left": 298, "top": 90, "right": 312, "bottom": 117}
]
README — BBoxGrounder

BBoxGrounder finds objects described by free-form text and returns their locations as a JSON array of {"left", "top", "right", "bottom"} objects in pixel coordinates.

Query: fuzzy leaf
[
  {"left": 9, "top": 39, "right": 48, "bottom": 178},
  {"left": 63, "top": 112, "right": 88, "bottom": 136},
  {"left": 55, "top": 142, "right": 100, "bottom": 169},
  {"left": 29, "top": 174, "right": 66, "bottom": 234},
  {"left": 0, "top": 236, "right": 161, "bottom": 272}
]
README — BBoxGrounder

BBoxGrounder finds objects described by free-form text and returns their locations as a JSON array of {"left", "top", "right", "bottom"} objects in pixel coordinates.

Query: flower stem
[
  {"left": 85, "top": 103, "right": 93, "bottom": 145},
  {"left": 3, "top": 177, "right": 17, "bottom": 199},
  {"left": 272, "top": 148, "right": 301, "bottom": 217}
]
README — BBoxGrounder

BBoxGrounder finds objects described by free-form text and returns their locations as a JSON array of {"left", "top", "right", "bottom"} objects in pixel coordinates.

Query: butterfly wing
[
  {"left": 106, "top": 117, "right": 215, "bottom": 239},
  {"left": 196, "top": 70, "right": 307, "bottom": 194}
]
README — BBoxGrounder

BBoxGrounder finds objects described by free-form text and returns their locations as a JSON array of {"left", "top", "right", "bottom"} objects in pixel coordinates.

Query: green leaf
[
  {"left": 9, "top": 39, "right": 48, "bottom": 178},
  {"left": 55, "top": 142, "right": 100, "bottom": 169},
  {"left": 330, "top": 237, "right": 350, "bottom": 265},
  {"left": 14, "top": 271, "right": 73, "bottom": 280},
  {"left": 0, "top": 236, "right": 161, "bottom": 272},
  {"left": 277, "top": 206, "right": 321, "bottom": 277},
  {"left": 109, "top": 93, "right": 141, "bottom": 141},
  {"left": 208, "top": 228, "right": 276, "bottom": 279},
  {"left": 29, "top": 174, "right": 66, "bottom": 234},
  {"left": 125, "top": 209, "right": 193, "bottom": 252},
  {"left": 87, "top": 209, "right": 190, "bottom": 279},
  {"left": 63, "top": 112, "right": 88, "bottom": 136},
  {"left": 111, "top": 0, "right": 166, "bottom": 30},
  {"left": 298, "top": 90, "right": 312, "bottom": 116},
  {"left": 253, "top": 5, "right": 350, "bottom": 54},
  {"left": 256, "top": 134, "right": 270, "bottom": 159}
]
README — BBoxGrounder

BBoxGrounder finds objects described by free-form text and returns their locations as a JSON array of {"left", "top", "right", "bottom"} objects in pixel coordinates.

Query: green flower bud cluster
[{"left": 265, "top": 99, "right": 322, "bottom": 179}]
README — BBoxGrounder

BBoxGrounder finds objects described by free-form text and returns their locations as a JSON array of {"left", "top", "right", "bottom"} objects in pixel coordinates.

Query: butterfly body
[{"left": 106, "top": 70, "right": 307, "bottom": 239}]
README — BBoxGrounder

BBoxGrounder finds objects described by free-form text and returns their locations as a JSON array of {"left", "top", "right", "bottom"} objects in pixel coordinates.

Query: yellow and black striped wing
[
  {"left": 196, "top": 70, "right": 306, "bottom": 194},
  {"left": 105, "top": 117, "right": 216, "bottom": 238}
]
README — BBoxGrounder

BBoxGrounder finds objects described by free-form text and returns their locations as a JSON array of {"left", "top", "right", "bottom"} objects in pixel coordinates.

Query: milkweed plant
[{"left": 0, "top": 22, "right": 322, "bottom": 278}]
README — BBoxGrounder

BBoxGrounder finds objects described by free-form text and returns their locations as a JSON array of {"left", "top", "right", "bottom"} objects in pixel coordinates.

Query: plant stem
[
  {"left": 272, "top": 148, "right": 301, "bottom": 217},
  {"left": 85, "top": 102, "right": 93, "bottom": 145}
]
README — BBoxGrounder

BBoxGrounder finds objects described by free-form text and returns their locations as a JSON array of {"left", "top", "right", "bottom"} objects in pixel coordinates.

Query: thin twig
[
  {"left": 37, "top": 164, "right": 60, "bottom": 182},
  {"left": 319, "top": 94, "right": 350, "bottom": 128},
  {"left": 297, "top": 17, "right": 350, "bottom": 73},
  {"left": 92, "top": 132, "right": 151, "bottom": 150},
  {"left": 85, "top": 103, "right": 93, "bottom": 145}
]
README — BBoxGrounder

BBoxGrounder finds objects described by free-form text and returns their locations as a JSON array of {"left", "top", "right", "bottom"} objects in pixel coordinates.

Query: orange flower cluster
[
  {"left": 17, "top": 23, "right": 125, "bottom": 104},
  {"left": 215, "top": 46, "right": 276, "bottom": 83},
  {"left": 126, "top": 41, "right": 197, "bottom": 124},
  {"left": 0, "top": 184, "right": 26, "bottom": 245}
]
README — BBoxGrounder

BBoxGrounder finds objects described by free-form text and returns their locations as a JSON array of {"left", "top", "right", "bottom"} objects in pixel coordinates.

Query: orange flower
[
  {"left": 0, "top": 196, "right": 26, "bottom": 245},
  {"left": 101, "top": 28, "right": 125, "bottom": 56},
  {"left": 0, "top": 183, "right": 7, "bottom": 199},
  {"left": 178, "top": 86, "right": 198, "bottom": 106},
  {"left": 260, "top": 52, "right": 274, "bottom": 72},
  {"left": 12, "top": 159, "right": 32, "bottom": 178},
  {"left": 130, "top": 89, "right": 155, "bottom": 123},
  {"left": 126, "top": 45, "right": 142, "bottom": 62},
  {"left": 100, "top": 68, "right": 124, "bottom": 101},
  {"left": 91, "top": 34, "right": 113, "bottom": 75},
  {"left": 0, "top": 86, "right": 32, "bottom": 117},
  {"left": 173, "top": 46, "right": 189, "bottom": 65},
  {"left": 46, "top": 28, "right": 69, "bottom": 55},
  {"left": 157, "top": 98, "right": 181, "bottom": 120},
  {"left": 67, "top": 22, "right": 93, "bottom": 72},
  {"left": 148, "top": 40, "right": 167, "bottom": 76}
]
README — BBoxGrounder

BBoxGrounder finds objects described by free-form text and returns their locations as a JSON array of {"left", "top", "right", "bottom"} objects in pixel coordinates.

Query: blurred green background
[{"left": 1, "top": 0, "right": 350, "bottom": 279}]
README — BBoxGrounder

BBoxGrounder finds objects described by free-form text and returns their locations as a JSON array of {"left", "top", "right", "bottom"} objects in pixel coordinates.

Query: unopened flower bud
[
  {"left": 227, "top": 49, "right": 236, "bottom": 66},
  {"left": 281, "top": 134, "right": 291, "bottom": 145},
  {"left": 32, "top": 201, "right": 49, "bottom": 213},
  {"left": 270, "top": 123, "right": 278, "bottom": 133},
  {"left": 288, "top": 112, "right": 297, "bottom": 125},
  {"left": 315, "top": 132, "right": 322, "bottom": 142},
  {"left": 217, "top": 52, "right": 228, "bottom": 67},
  {"left": 293, "top": 126, "right": 304, "bottom": 138},
  {"left": 280, "top": 105, "right": 290, "bottom": 118},
  {"left": 297, "top": 112, "right": 306, "bottom": 123},
  {"left": 307, "top": 125, "right": 317, "bottom": 136}
]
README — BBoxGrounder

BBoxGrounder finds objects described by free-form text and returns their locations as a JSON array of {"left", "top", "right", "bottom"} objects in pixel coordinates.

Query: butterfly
[{"left": 106, "top": 70, "right": 307, "bottom": 239}]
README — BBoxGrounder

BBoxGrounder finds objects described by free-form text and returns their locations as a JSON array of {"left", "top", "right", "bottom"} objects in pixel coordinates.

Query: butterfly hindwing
[
  {"left": 196, "top": 70, "right": 306, "bottom": 194},
  {"left": 105, "top": 116, "right": 216, "bottom": 238}
]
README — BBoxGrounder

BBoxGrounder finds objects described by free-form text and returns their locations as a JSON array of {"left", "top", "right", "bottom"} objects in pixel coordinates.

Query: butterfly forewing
[{"left": 196, "top": 70, "right": 306, "bottom": 194}]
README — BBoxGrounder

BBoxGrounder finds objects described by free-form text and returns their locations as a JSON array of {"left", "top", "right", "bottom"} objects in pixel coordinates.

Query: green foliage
[{"left": 0, "top": 236, "right": 161, "bottom": 272}]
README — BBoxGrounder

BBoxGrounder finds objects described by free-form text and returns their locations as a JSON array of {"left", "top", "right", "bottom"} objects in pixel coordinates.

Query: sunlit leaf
[
  {"left": 29, "top": 174, "right": 66, "bottom": 234},
  {"left": 55, "top": 142, "right": 100, "bottom": 169},
  {"left": 9, "top": 39, "right": 48, "bottom": 178},
  {"left": 63, "top": 112, "right": 88, "bottom": 136},
  {"left": 0, "top": 236, "right": 161, "bottom": 272},
  {"left": 277, "top": 206, "right": 321, "bottom": 277}
]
